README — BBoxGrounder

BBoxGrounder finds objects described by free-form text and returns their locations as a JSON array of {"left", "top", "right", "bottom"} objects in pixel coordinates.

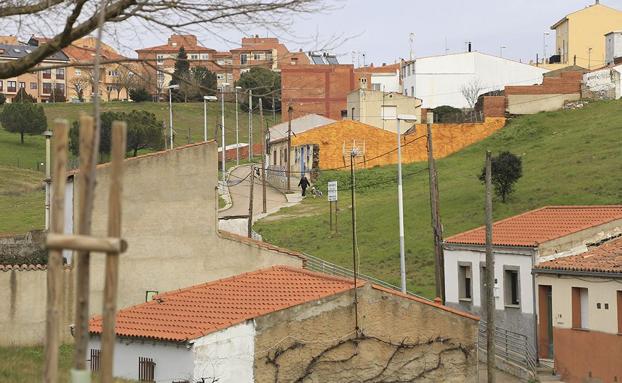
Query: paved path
[{"left": 219, "top": 164, "right": 289, "bottom": 220}]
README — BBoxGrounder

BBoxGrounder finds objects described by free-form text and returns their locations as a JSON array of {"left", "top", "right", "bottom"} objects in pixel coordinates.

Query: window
[
  {"left": 55, "top": 83, "right": 65, "bottom": 95},
  {"left": 617, "top": 291, "right": 622, "bottom": 334},
  {"left": 291, "top": 57, "right": 298, "bottom": 65},
  {"left": 89, "top": 349, "right": 100, "bottom": 372},
  {"left": 253, "top": 53, "right": 262, "bottom": 60},
  {"left": 138, "top": 357, "right": 155, "bottom": 381},
  {"left": 217, "top": 59, "right": 225, "bottom": 65},
  {"left": 42, "top": 82, "right": 52, "bottom": 94},
  {"left": 273, "top": 150, "right": 277, "bottom": 165},
  {"left": 156, "top": 54, "right": 164, "bottom": 64},
  {"left": 458, "top": 263, "right": 472, "bottom": 301},
  {"left": 200, "top": 53, "right": 209, "bottom": 60},
  {"left": 240, "top": 53, "right": 248, "bottom": 65},
  {"left": 504, "top": 268, "right": 520, "bottom": 307},
  {"left": 226, "top": 73, "right": 233, "bottom": 81},
  {"left": 7, "top": 81, "right": 16, "bottom": 92},
  {"left": 42, "top": 69, "right": 51, "bottom": 79},
  {"left": 190, "top": 54, "right": 198, "bottom": 60},
  {"left": 572, "top": 287, "right": 589, "bottom": 329},
  {"left": 145, "top": 290, "right": 159, "bottom": 302},
  {"left": 371, "top": 83, "right": 381, "bottom": 91},
  {"left": 19, "top": 82, "right": 25, "bottom": 89},
  {"left": 0, "top": 80, "right": 3, "bottom": 91},
  {"left": 56, "top": 68, "right": 64, "bottom": 80},
  {"left": 30, "top": 82, "right": 37, "bottom": 90},
  {"left": 216, "top": 73, "right": 224, "bottom": 81},
  {"left": 411, "top": 86, "right": 414, "bottom": 97}
]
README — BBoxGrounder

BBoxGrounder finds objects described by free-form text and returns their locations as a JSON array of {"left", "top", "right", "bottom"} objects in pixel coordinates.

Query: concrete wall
[
  {"left": 88, "top": 336, "right": 194, "bottom": 382},
  {"left": 506, "top": 93, "right": 580, "bottom": 115},
  {"left": 346, "top": 89, "right": 422, "bottom": 133},
  {"left": 253, "top": 285, "right": 479, "bottom": 382},
  {"left": 0, "top": 142, "right": 303, "bottom": 346},
  {"left": 583, "top": 65, "right": 622, "bottom": 100},
  {"left": 291, "top": 118, "right": 505, "bottom": 170},
  {"left": 192, "top": 321, "right": 255, "bottom": 382}
]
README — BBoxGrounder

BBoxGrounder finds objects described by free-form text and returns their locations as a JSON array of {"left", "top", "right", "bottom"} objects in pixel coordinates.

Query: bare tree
[
  {"left": 0, "top": 0, "right": 324, "bottom": 79},
  {"left": 69, "top": 73, "right": 90, "bottom": 102},
  {"left": 112, "top": 64, "right": 136, "bottom": 100},
  {"left": 460, "top": 79, "right": 484, "bottom": 109}
]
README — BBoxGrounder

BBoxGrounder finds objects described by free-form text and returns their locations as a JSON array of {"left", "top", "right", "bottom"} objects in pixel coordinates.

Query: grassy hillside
[
  {"left": 255, "top": 100, "right": 622, "bottom": 298},
  {"left": 0, "top": 101, "right": 277, "bottom": 234}
]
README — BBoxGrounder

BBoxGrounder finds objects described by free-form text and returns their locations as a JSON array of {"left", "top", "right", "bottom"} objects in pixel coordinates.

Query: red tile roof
[
  {"left": 445, "top": 206, "right": 622, "bottom": 247},
  {"left": 135, "top": 44, "right": 215, "bottom": 54},
  {"left": 535, "top": 236, "right": 622, "bottom": 274},
  {"left": 89, "top": 266, "right": 359, "bottom": 342}
]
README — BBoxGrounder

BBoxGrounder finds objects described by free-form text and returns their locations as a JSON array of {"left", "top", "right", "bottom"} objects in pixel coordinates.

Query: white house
[
  {"left": 443, "top": 206, "right": 622, "bottom": 350},
  {"left": 605, "top": 31, "right": 622, "bottom": 65},
  {"left": 401, "top": 51, "right": 549, "bottom": 108}
]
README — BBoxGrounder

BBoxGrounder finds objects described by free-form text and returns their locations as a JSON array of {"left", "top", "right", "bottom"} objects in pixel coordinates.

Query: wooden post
[
  {"left": 329, "top": 201, "right": 333, "bottom": 233},
  {"left": 485, "top": 150, "right": 496, "bottom": 383},
  {"left": 72, "top": 116, "right": 95, "bottom": 373},
  {"left": 100, "top": 122, "right": 127, "bottom": 383},
  {"left": 335, "top": 200, "right": 338, "bottom": 234},
  {"left": 43, "top": 120, "right": 69, "bottom": 383},
  {"left": 259, "top": 98, "right": 267, "bottom": 213},
  {"left": 287, "top": 102, "right": 292, "bottom": 192},
  {"left": 427, "top": 116, "right": 445, "bottom": 303},
  {"left": 248, "top": 164, "right": 255, "bottom": 238}
]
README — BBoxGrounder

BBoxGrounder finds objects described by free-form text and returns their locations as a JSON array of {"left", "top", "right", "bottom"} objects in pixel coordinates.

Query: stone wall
[
  {"left": 291, "top": 118, "right": 505, "bottom": 170},
  {"left": 254, "top": 284, "right": 479, "bottom": 382},
  {"left": 0, "top": 230, "right": 46, "bottom": 265}
]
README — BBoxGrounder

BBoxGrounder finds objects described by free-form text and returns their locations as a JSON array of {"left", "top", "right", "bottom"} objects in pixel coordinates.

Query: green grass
[
  {"left": 0, "top": 101, "right": 278, "bottom": 234},
  {"left": 255, "top": 99, "right": 622, "bottom": 298},
  {"left": 0, "top": 345, "right": 136, "bottom": 382}
]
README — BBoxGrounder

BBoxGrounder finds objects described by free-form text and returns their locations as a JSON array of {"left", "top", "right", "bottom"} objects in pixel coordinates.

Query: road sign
[{"left": 327, "top": 181, "right": 338, "bottom": 202}]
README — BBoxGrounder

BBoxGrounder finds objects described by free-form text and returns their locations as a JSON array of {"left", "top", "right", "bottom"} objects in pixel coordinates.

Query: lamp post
[
  {"left": 168, "top": 84, "right": 179, "bottom": 149},
  {"left": 235, "top": 86, "right": 242, "bottom": 165},
  {"left": 500, "top": 45, "right": 507, "bottom": 58},
  {"left": 220, "top": 83, "right": 230, "bottom": 184},
  {"left": 203, "top": 95, "right": 217, "bottom": 142},
  {"left": 394, "top": 114, "right": 417, "bottom": 293},
  {"left": 43, "top": 130, "right": 53, "bottom": 230},
  {"left": 543, "top": 32, "right": 550, "bottom": 63}
]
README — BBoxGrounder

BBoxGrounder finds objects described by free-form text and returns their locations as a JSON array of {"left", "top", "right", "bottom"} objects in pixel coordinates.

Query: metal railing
[
  {"left": 302, "top": 252, "right": 431, "bottom": 301},
  {"left": 478, "top": 320, "right": 537, "bottom": 378}
]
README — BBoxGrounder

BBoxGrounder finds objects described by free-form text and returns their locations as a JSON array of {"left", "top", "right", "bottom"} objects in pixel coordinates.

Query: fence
[
  {"left": 138, "top": 356, "right": 155, "bottom": 382},
  {"left": 478, "top": 319, "right": 537, "bottom": 379}
]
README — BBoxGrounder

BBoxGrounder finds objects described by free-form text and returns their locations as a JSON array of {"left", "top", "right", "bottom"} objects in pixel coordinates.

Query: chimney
[
  {"left": 595, "top": 0, "right": 599, "bottom": 4},
  {"left": 468, "top": 42, "right": 472, "bottom": 52}
]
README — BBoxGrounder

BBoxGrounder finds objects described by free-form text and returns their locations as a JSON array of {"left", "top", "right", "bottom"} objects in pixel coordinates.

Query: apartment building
[
  {"left": 230, "top": 36, "right": 309, "bottom": 80},
  {"left": 0, "top": 38, "right": 69, "bottom": 103}
]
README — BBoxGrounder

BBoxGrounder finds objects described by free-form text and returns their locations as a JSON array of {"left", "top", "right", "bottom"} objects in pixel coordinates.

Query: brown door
[{"left": 538, "top": 285, "right": 554, "bottom": 359}]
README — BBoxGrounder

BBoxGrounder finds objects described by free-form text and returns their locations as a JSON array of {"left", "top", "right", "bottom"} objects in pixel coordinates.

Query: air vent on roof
[{"left": 13, "top": 48, "right": 20, "bottom": 53}]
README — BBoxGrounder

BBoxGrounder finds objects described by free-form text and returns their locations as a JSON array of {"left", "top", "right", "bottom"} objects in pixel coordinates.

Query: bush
[
  {"left": 129, "top": 87, "right": 151, "bottom": 102},
  {"left": 0, "top": 93, "right": 6, "bottom": 105},
  {"left": 479, "top": 151, "right": 523, "bottom": 203},
  {"left": 0, "top": 102, "right": 47, "bottom": 143},
  {"left": 12, "top": 88, "right": 36, "bottom": 103}
]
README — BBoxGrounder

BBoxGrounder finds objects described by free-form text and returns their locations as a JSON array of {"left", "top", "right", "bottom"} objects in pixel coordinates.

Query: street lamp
[
  {"left": 543, "top": 32, "right": 550, "bottom": 63},
  {"left": 220, "top": 83, "right": 230, "bottom": 184},
  {"left": 168, "top": 84, "right": 179, "bottom": 149},
  {"left": 384, "top": 113, "right": 418, "bottom": 293},
  {"left": 235, "top": 86, "right": 242, "bottom": 165},
  {"left": 43, "top": 130, "right": 53, "bottom": 230},
  {"left": 500, "top": 45, "right": 507, "bottom": 58},
  {"left": 203, "top": 95, "right": 217, "bottom": 142}
]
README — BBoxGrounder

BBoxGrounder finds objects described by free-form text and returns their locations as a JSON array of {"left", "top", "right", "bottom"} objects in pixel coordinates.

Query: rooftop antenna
[
  {"left": 445, "top": 36, "right": 449, "bottom": 55},
  {"left": 409, "top": 33, "right": 415, "bottom": 60}
]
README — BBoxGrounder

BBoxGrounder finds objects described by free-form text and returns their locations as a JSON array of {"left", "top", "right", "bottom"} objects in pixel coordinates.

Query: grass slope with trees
[{"left": 255, "top": 100, "right": 622, "bottom": 298}]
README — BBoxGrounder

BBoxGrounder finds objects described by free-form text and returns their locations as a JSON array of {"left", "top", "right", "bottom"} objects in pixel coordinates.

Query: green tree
[
  {"left": 181, "top": 66, "right": 217, "bottom": 101},
  {"left": 0, "top": 102, "right": 47, "bottom": 143},
  {"left": 0, "top": 94, "right": 5, "bottom": 105},
  {"left": 129, "top": 87, "right": 151, "bottom": 102},
  {"left": 236, "top": 67, "right": 280, "bottom": 112},
  {"left": 12, "top": 88, "right": 36, "bottom": 103},
  {"left": 479, "top": 151, "right": 523, "bottom": 203},
  {"left": 170, "top": 47, "right": 190, "bottom": 102}
]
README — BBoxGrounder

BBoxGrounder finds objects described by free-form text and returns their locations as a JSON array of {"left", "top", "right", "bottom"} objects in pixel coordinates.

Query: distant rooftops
[
  {"left": 0, "top": 43, "right": 68, "bottom": 61},
  {"left": 308, "top": 51, "right": 339, "bottom": 65},
  {"left": 445, "top": 206, "right": 622, "bottom": 247},
  {"left": 269, "top": 114, "right": 336, "bottom": 142}
]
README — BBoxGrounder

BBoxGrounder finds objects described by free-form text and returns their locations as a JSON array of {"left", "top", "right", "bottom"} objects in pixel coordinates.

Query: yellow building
[{"left": 548, "top": 1, "right": 622, "bottom": 70}]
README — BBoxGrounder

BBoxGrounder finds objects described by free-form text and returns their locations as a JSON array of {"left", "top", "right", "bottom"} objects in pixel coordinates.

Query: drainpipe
[{"left": 531, "top": 249, "right": 540, "bottom": 366}]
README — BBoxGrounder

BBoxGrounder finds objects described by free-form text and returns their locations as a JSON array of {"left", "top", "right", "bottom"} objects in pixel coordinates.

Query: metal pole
[
  {"left": 396, "top": 118, "right": 406, "bottom": 293},
  {"left": 203, "top": 98, "right": 207, "bottom": 142},
  {"left": 259, "top": 98, "right": 267, "bottom": 213},
  {"left": 248, "top": 164, "right": 254, "bottom": 238},
  {"left": 350, "top": 151, "right": 359, "bottom": 333},
  {"left": 485, "top": 150, "right": 496, "bottom": 383},
  {"left": 235, "top": 88, "right": 240, "bottom": 165},
  {"left": 287, "top": 103, "right": 292, "bottom": 192},
  {"left": 221, "top": 87, "right": 226, "bottom": 184},
  {"left": 169, "top": 88, "right": 174, "bottom": 149},
  {"left": 248, "top": 89, "right": 253, "bottom": 161},
  {"left": 44, "top": 131, "right": 52, "bottom": 231}
]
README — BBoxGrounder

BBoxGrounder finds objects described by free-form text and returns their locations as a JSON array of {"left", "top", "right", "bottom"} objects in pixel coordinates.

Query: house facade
[
  {"left": 549, "top": 1, "right": 622, "bottom": 69},
  {"left": 605, "top": 30, "right": 622, "bottom": 65},
  {"left": 583, "top": 63, "right": 622, "bottom": 99},
  {"left": 88, "top": 266, "right": 479, "bottom": 383},
  {"left": 443, "top": 206, "right": 622, "bottom": 351},
  {"left": 534, "top": 237, "right": 622, "bottom": 383},
  {"left": 401, "top": 51, "right": 548, "bottom": 109},
  {"left": 346, "top": 89, "right": 422, "bottom": 133}
]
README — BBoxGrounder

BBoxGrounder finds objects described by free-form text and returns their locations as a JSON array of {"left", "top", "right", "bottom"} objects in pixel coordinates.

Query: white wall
[
  {"left": 444, "top": 248, "right": 534, "bottom": 314},
  {"left": 605, "top": 32, "right": 622, "bottom": 65},
  {"left": 371, "top": 72, "right": 400, "bottom": 92},
  {"left": 192, "top": 321, "right": 255, "bottom": 383},
  {"left": 88, "top": 337, "right": 194, "bottom": 382},
  {"left": 403, "top": 52, "right": 548, "bottom": 108}
]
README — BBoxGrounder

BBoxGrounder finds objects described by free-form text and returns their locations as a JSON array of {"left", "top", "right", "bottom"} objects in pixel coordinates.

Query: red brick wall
[
  {"left": 505, "top": 71, "right": 582, "bottom": 95},
  {"left": 221, "top": 143, "right": 263, "bottom": 161},
  {"left": 481, "top": 96, "right": 506, "bottom": 117},
  {"left": 281, "top": 64, "right": 355, "bottom": 121}
]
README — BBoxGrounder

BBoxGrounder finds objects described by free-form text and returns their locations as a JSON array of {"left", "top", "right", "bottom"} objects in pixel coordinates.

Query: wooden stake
[
  {"left": 427, "top": 119, "right": 445, "bottom": 303},
  {"left": 485, "top": 150, "right": 496, "bottom": 383},
  {"left": 43, "top": 120, "right": 69, "bottom": 383},
  {"left": 73, "top": 115, "right": 95, "bottom": 372},
  {"left": 100, "top": 121, "right": 127, "bottom": 383},
  {"left": 259, "top": 98, "right": 267, "bottom": 214},
  {"left": 248, "top": 164, "right": 255, "bottom": 238}
]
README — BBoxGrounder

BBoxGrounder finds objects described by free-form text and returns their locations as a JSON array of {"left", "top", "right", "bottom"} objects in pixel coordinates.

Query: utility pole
[
  {"left": 485, "top": 150, "right": 496, "bottom": 383},
  {"left": 350, "top": 150, "right": 359, "bottom": 333},
  {"left": 259, "top": 98, "right": 267, "bottom": 213},
  {"left": 272, "top": 93, "right": 276, "bottom": 124},
  {"left": 287, "top": 102, "right": 293, "bottom": 192},
  {"left": 235, "top": 87, "right": 240, "bottom": 165},
  {"left": 427, "top": 113, "right": 445, "bottom": 302},
  {"left": 220, "top": 86, "right": 226, "bottom": 184},
  {"left": 248, "top": 89, "right": 253, "bottom": 161},
  {"left": 248, "top": 164, "right": 254, "bottom": 238},
  {"left": 396, "top": 118, "right": 406, "bottom": 293}
]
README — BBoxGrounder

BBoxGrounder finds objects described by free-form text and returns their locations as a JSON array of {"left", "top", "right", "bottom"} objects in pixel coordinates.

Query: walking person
[{"left": 298, "top": 174, "right": 310, "bottom": 197}]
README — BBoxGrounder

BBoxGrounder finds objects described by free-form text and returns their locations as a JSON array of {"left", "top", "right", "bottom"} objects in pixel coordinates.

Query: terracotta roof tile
[
  {"left": 535, "top": 236, "right": 622, "bottom": 274},
  {"left": 0, "top": 264, "right": 47, "bottom": 271},
  {"left": 89, "top": 266, "right": 359, "bottom": 342},
  {"left": 445, "top": 206, "right": 622, "bottom": 247}
]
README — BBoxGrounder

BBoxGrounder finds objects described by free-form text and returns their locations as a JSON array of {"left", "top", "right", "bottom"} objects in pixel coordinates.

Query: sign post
[{"left": 328, "top": 181, "right": 338, "bottom": 233}]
